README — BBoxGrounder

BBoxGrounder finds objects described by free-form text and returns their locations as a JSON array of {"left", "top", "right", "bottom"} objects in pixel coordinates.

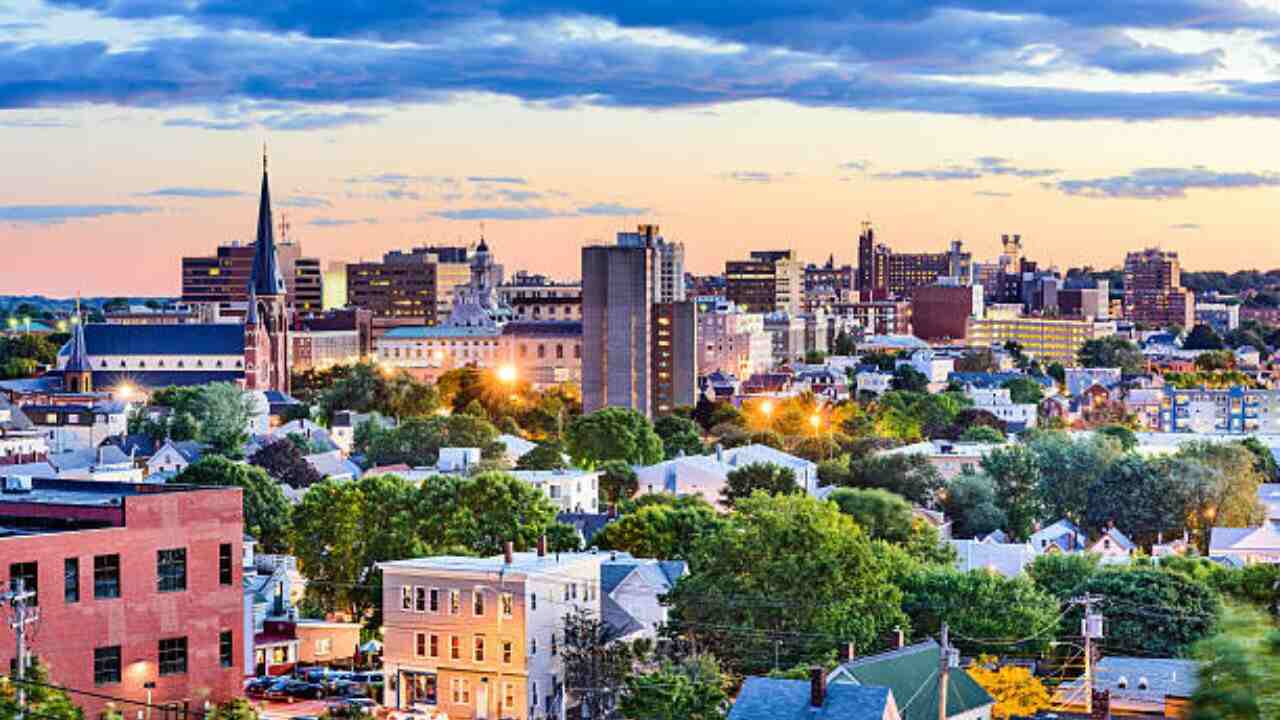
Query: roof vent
[
  {"left": 1137, "top": 677, "right": 1149, "bottom": 690},
  {"left": 1117, "top": 676, "right": 1128, "bottom": 689}
]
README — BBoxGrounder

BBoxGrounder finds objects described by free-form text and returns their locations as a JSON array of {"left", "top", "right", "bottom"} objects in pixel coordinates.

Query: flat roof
[
  {"left": 380, "top": 550, "right": 628, "bottom": 577},
  {"left": 0, "top": 478, "right": 218, "bottom": 508}
]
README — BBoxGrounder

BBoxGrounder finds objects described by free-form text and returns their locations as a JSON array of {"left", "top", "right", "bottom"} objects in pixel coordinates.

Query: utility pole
[
  {"left": 938, "top": 623, "right": 950, "bottom": 720},
  {"left": 5, "top": 581, "right": 39, "bottom": 720},
  {"left": 1076, "top": 594, "right": 1105, "bottom": 716}
]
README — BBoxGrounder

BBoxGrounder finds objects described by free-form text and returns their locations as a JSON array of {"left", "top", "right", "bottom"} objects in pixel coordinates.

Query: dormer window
[
  {"left": 1137, "top": 677, "right": 1149, "bottom": 690},
  {"left": 1117, "top": 676, "right": 1128, "bottom": 689}
]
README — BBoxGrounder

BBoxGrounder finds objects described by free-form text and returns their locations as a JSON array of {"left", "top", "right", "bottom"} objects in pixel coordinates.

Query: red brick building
[{"left": 0, "top": 479, "right": 245, "bottom": 719}]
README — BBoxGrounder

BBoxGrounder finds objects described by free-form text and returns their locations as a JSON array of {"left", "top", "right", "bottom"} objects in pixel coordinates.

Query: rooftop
[
  {"left": 0, "top": 478, "right": 207, "bottom": 508},
  {"left": 380, "top": 550, "right": 631, "bottom": 577}
]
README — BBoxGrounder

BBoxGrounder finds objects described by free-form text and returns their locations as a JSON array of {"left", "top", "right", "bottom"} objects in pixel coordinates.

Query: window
[
  {"left": 93, "top": 646, "right": 121, "bottom": 685},
  {"left": 157, "top": 549, "right": 186, "bottom": 592},
  {"left": 450, "top": 679, "right": 470, "bottom": 704},
  {"left": 531, "top": 637, "right": 537, "bottom": 655},
  {"left": 531, "top": 593, "right": 537, "bottom": 611},
  {"left": 450, "top": 636, "right": 461, "bottom": 660},
  {"left": 474, "top": 635, "right": 485, "bottom": 662},
  {"left": 504, "top": 682, "right": 515, "bottom": 711},
  {"left": 429, "top": 634, "right": 439, "bottom": 659},
  {"left": 158, "top": 637, "right": 187, "bottom": 676},
  {"left": 430, "top": 588, "right": 440, "bottom": 613},
  {"left": 219, "top": 544, "right": 233, "bottom": 586},
  {"left": 315, "top": 638, "right": 331, "bottom": 655},
  {"left": 64, "top": 558, "right": 79, "bottom": 603},
  {"left": 551, "top": 632, "right": 558, "bottom": 656},
  {"left": 473, "top": 588, "right": 485, "bottom": 616},
  {"left": 415, "top": 633, "right": 427, "bottom": 658},
  {"left": 502, "top": 640, "right": 513, "bottom": 664},
  {"left": 219, "top": 631, "right": 233, "bottom": 668},
  {"left": 402, "top": 586, "right": 413, "bottom": 611},
  {"left": 563, "top": 584, "right": 569, "bottom": 601},
  {"left": 570, "top": 583, "right": 578, "bottom": 600},
  {"left": 449, "top": 590, "right": 461, "bottom": 615},
  {"left": 9, "top": 562, "right": 37, "bottom": 605},
  {"left": 415, "top": 587, "right": 427, "bottom": 612},
  {"left": 500, "top": 593, "right": 513, "bottom": 619}
]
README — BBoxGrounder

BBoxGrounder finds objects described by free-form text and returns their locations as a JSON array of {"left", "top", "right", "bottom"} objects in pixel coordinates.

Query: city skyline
[{"left": 6, "top": 0, "right": 1280, "bottom": 294}]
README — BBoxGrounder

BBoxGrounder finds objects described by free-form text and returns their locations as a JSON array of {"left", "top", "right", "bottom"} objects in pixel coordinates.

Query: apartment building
[
  {"left": 0, "top": 479, "right": 245, "bottom": 719},
  {"left": 967, "top": 316, "right": 1115, "bottom": 366},
  {"left": 379, "top": 547, "right": 605, "bottom": 720},
  {"left": 497, "top": 273, "right": 582, "bottom": 322},
  {"left": 698, "top": 301, "right": 772, "bottom": 378},
  {"left": 1160, "top": 386, "right": 1280, "bottom": 434},
  {"left": 725, "top": 250, "right": 802, "bottom": 315},
  {"left": 347, "top": 246, "right": 478, "bottom": 331},
  {"left": 509, "top": 470, "right": 599, "bottom": 514},
  {"left": 1124, "top": 248, "right": 1195, "bottom": 328}
]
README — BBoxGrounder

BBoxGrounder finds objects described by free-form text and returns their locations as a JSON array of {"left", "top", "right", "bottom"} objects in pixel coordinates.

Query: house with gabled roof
[
  {"left": 146, "top": 439, "right": 205, "bottom": 475},
  {"left": 1210, "top": 525, "right": 1280, "bottom": 565},
  {"left": 600, "top": 556, "right": 686, "bottom": 641},
  {"left": 827, "top": 640, "right": 993, "bottom": 720},
  {"left": 729, "top": 673, "right": 898, "bottom": 720},
  {"left": 950, "top": 539, "right": 1035, "bottom": 577},
  {"left": 1029, "top": 519, "right": 1086, "bottom": 554},
  {"left": 1089, "top": 525, "right": 1137, "bottom": 563}
]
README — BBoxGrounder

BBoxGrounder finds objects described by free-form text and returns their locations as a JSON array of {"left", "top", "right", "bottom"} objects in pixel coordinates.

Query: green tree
[
  {"left": 594, "top": 496, "right": 725, "bottom": 560},
  {"left": 1238, "top": 437, "right": 1279, "bottom": 481},
  {"left": 959, "top": 426, "right": 1005, "bottom": 443},
  {"left": 515, "top": 441, "right": 569, "bottom": 470},
  {"left": 196, "top": 382, "right": 255, "bottom": 457},
  {"left": 1077, "top": 336, "right": 1145, "bottom": 373},
  {"left": 383, "top": 372, "right": 440, "bottom": 418},
  {"left": 1190, "top": 604, "right": 1280, "bottom": 720},
  {"left": 565, "top": 408, "right": 663, "bottom": 468},
  {"left": 721, "top": 462, "right": 800, "bottom": 508},
  {"left": 206, "top": 699, "right": 259, "bottom": 720},
  {"left": 416, "top": 471, "right": 560, "bottom": 554},
  {"left": 175, "top": 456, "right": 292, "bottom": 552},
  {"left": 1027, "top": 431, "right": 1123, "bottom": 525},
  {"left": 827, "top": 487, "right": 914, "bottom": 543},
  {"left": 665, "top": 494, "right": 908, "bottom": 674},
  {"left": 250, "top": 438, "right": 323, "bottom": 488},
  {"left": 981, "top": 445, "right": 1042, "bottom": 541},
  {"left": 1096, "top": 424, "right": 1138, "bottom": 451},
  {"left": 560, "top": 607, "right": 635, "bottom": 719},
  {"left": 599, "top": 460, "right": 639, "bottom": 504},
  {"left": 839, "top": 453, "right": 944, "bottom": 506},
  {"left": 1001, "top": 377, "right": 1044, "bottom": 405},
  {"left": 619, "top": 656, "right": 728, "bottom": 720},
  {"left": 899, "top": 568, "right": 1060, "bottom": 655},
  {"left": 955, "top": 349, "right": 998, "bottom": 373},
  {"left": 941, "top": 470, "right": 1007, "bottom": 539},
  {"left": 891, "top": 365, "right": 930, "bottom": 393},
  {"left": 655, "top": 414, "right": 705, "bottom": 459},
  {"left": 0, "top": 659, "right": 84, "bottom": 720},
  {"left": 1185, "top": 324, "right": 1225, "bottom": 350},
  {"left": 1026, "top": 553, "right": 1100, "bottom": 602},
  {"left": 365, "top": 414, "right": 501, "bottom": 467},
  {"left": 1085, "top": 454, "right": 1192, "bottom": 546},
  {"left": 1083, "top": 567, "right": 1222, "bottom": 657}
]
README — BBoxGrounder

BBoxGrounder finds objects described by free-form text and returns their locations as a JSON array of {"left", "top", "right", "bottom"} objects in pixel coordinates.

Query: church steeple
[
  {"left": 64, "top": 296, "right": 92, "bottom": 393},
  {"left": 250, "top": 145, "right": 286, "bottom": 297}
]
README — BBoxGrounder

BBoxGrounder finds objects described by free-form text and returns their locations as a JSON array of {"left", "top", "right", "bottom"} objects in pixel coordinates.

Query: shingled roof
[{"left": 829, "top": 640, "right": 993, "bottom": 720}]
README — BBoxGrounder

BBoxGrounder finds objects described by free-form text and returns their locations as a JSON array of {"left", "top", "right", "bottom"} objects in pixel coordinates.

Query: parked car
[
  {"left": 327, "top": 698, "right": 379, "bottom": 716},
  {"left": 349, "top": 671, "right": 385, "bottom": 686},
  {"left": 263, "top": 680, "right": 297, "bottom": 702},
  {"left": 284, "top": 681, "right": 325, "bottom": 700},
  {"left": 244, "top": 678, "right": 277, "bottom": 698},
  {"left": 328, "top": 680, "right": 363, "bottom": 698}
]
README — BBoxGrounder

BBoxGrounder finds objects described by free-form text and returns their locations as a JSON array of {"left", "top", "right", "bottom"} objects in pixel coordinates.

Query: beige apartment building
[{"left": 379, "top": 548, "right": 603, "bottom": 720}]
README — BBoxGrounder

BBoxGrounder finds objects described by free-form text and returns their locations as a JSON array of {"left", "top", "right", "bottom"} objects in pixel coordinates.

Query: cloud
[
  {"left": 1083, "top": 45, "right": 1224, "bottom": 75},
  {"left": 0, "top": 116, "right": 74, "bottom": 128},
  {"left": 137, "top": 187, "right": 245, "bottom": 198},
  {"left": 383, "top": 188, "right": 423, "bottom": 201},
  {"left": 164, "top": 117, "right": 255, "bottom": 131},
  {"left": 838, "top": 161, "right": 870, "bottom": 172},
  {"left": 497, "top": 189, "right": 543, "bottom": 202},
  {"left": 347, "top": 173, "right": 454, "bottom": 185},
  {"left": 874, "top": 167, "right": 984, "bottom": 181},
  {"left": 260, "top": 111, "right": 382, "bottom": 131},
  {"left": 975, "top": 157, "right": 1059, "bottom": 179},
  {"left": 278, "top": 195, "right": 332, "bottom": 208},
  {"left": 974, "top": 190, "right": 1012, "bottom": 197},
  {"left": 309, "top": 217, "right": 377, "bottom": 226},
  {"left": 1170, "top": 223, "right": 1201, "bottom": 230},
  {"left": 0, "top": 204, "right": 156, "bottom": 225},
  {"left": 577, "top": 202, "right": 649, "bottom": 216},
  {"left": 725, "top": 171, "right": 789, "bottom": 183},
  {"left": 875, "top": 157, "right": 1058, "bottom": 182},
  {"left": 432, "top": 206, "right": 568, "bottom": 220},
  {"left": 467, "top": 176, "right": 528, "bottom": 185},
  {"left": 1052, "top": 167, "right": 1280, "bottom": 199}
]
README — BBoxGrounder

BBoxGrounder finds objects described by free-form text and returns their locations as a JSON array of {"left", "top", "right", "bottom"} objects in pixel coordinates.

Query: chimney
[
  {"left": 839, "top": 641, "right": 856, "bottom": 662},
  {"left": 895, "top": 626, "right": 905, "bottom": 648},
  {"left": 503, "top": 541, "right": 514, "bottom": 565},
  {"left": 537, "top": 535, "right": 547, "bottom": 558},
  {"left": 809, "top": 667, "right": 826, "bottom": 708}
]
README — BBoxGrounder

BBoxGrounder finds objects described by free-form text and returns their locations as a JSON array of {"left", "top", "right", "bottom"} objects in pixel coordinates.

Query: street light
[{"left": 497, "top": 364, "right": 517, "bottom": 385}]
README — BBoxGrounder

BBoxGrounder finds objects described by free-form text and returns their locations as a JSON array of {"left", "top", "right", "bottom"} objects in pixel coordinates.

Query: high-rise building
[
  {"left": 1124, "top": 248, "right": 1195, "bottom": 328},
  {"left": 498, "top": 271, "right": 582, "bottom": 322},
  {"left": 618, "top": 224, "right": 685, "bottom": 302},
  {"left": 651, "top": 301, "right": 698, "bottom": 415},
  {"left": 911, "top": 284, "right": 983, "bottom": 342},
  {"left": 698, "top": 300, "right": 772, "bottom": 378},
  {"left": 582, "top": 242, "right": 655, "bottom": 416},
  {"left": 804, "top": 255, "right": 855, "bottom": 310},
  {"left": 857, "top": 223, "right": 969, "bottom": 300},
  {"left": 182, "top": 238, "right": 322, "bottom": 315},
  {"left": 725, "top": 250, "right": 802, "bottom": 314},
  {"left": 346, "top": 246, "right": 479, "bottom": 333}
]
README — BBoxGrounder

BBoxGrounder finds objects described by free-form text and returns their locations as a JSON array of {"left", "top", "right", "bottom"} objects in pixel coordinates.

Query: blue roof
[
  {"left": 62, "top": 324, "right": 245, "bottom": 356},
  {"left": 383, "top": 325, "right": 501, "bottom": 339},
  {"left": 729, "top": 677, "right": 891, "bottom": 720},
  {"left": 79, "top": 370, "right": 243, "bottom": 390}
]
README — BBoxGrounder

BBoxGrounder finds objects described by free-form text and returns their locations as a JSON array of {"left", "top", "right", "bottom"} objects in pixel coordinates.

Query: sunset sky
[{"left": 5, "top": 0, "right": 1280, "bottom": 296}]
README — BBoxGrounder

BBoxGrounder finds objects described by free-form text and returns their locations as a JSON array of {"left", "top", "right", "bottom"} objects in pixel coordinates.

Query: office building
[
  {"left": 803, "top": 256, "right": 855, "bottom": 310},
  {"left": 497, "top": 272, "right": 582, "bottom": 322},
  {"left": 967, "top": 316, "right": 1115, "bottom": 366},
  {"left": 1124, "top": 248, "right": 1195, "bottom": 328},
  {"left": 858, "top": 223, "right": 970, "bottom": 300},
  {"left": 182, "top": 239, "right": 322, "bottom": 316},
  {"left": 911, "top": 284, "right": 983, "bottom": 342},
  {"left": 651, "top": 301, "right": 698, "bottom": 414},
  {"left": 1058, "top": 284, "right": 1110, "bottom": 320},
  {"left": 763, "top": 313, "right": 806, "bottom": 367},
  {"left": 831, "top": 300, "right": 912, "bottom": 336},
  {"left": 725, "top": 250, "right": 802, "bottom": 315},
  {"left": 582, "top": 243, "right": 655, "bottom": 415},
  {"left": 291, "top": 308, "right": 374, "bottom": 370},
  {"left": 0, "top": 479, "right": 245, "bottom": 719},
  {"left": 347, "top": 246, "right": 481, "bottom": 332},
  {"left": 618, "top": 225, "right": 685, "bottom": 303}
]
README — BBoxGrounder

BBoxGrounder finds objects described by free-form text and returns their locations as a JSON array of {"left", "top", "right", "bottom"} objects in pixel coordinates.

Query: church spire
[{"left": 250, "top": 146, "right": 286, "bottom": 297}]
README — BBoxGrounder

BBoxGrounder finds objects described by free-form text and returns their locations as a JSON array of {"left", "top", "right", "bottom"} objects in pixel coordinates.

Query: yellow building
[{"left": 967, "top": 316, "right": 1115, "bottom": 366}]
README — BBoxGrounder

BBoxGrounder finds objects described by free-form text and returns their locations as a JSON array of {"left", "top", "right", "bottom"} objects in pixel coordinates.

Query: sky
[{"left": 4, "top": 0, "right": 1280, "bottom": 296}]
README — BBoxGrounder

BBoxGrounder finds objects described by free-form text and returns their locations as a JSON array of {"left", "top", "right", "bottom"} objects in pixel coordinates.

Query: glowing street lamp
[
  {"left": 497, "top": 364, "right": 518, "bottom": 385},
  {"left": 760, "top": 400, "right": 774, "bottom": 417},
  {"left": 809, "top": 413, "right": 822, "bottom": 430},
  {"left": 116, "top": 383, "right": 138, "bottom": 402}
]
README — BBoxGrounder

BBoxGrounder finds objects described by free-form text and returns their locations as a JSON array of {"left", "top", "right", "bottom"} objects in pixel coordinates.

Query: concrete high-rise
[
  {"left": 725, "top": 250, "right": 802, "bottom": 314},
  {"left": 582, "top": 242, "right": 656, "bottom": 416},
  {"left": 1124, "top": 248, "right": 1195, "bottom": 328},
  {"left": 618, "top": 224, "right": 685, "bottom": 302}
]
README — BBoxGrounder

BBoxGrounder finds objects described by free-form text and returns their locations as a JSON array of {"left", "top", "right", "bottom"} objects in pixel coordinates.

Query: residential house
[
  {"left": 438, "top": 447, "right": 482, "bottom": 473},
  {"left": 729, "top": 674, "right": 898, "bottom": 720},
  {"left": 146, "top": 439, "right": 204, "bottom": 475},
  {"left": 898, "top": 350, "right": 954, "bottom": 389},
  {"left": 950, "top": 539, "right": 1036, "bottom": 577},
  {"left": 856, "top": 369, "right": 894, "bottom": 398},
  {"left": 1152, "top": 532, "right": 1195, "bottom": 558},
  {"left": 600, "top": 556, "right": 686, "bottom": 641},
  {"left": 331, "top": 411, "right": 393, "bottom": 455},
  {"left": 1090, "top": 525, "right": 1137, "bottom": 563},
  {"left": 876, "top": 440, "right": 1004, "bottom": 482},
  {"left": 1209, "top": 525, "right": 1280, "bottom": 564},
  {"left": 965, "top": 387, "right": 1037, "bottom": 431},
  {"left": 510, "top": 469, "right": 600, "bottom": 514},
  {"left": 497, "top": 434, "right": 538, "bottom": 466},
  {"left": 827, "top": 640, "right": 994, "bottom": 720},
  {"left": 44, "top": 445, "right": 143, "bottom": 482},
  {"left": 634, "top": 444, "right": 818, "bottom": 509},
  {"left": 0, "top": 395, "right": 48, "bottom": 466},
  {"left": 1028, "top": 519, "right": 1086, "bottom": 554},
  {"left": 1065, "top": 368, "right": 1122, "bottom": 398},
  {"left": 304, "top": 449, "right": 363, "bottom": 481},
  {"left": 24, "top": 401, "right": 129, "bottom": 452},
  {"left": 378, "top": 546, "right": 608, "bottom": 720},
  {"left": 1054, "top": 657, "right": 1197, "bottom": 718}
]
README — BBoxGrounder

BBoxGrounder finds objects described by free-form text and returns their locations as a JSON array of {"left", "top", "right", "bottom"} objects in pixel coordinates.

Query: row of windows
[
  {"left": 414, "top": 633, "right": 517, "bottom": 664},
  {"left": 80, "top": 359, "right": 241, "bottom": 370},
  {"left": 93, "top": 633, "right": 233, "bottom": 685},
  {"left": 399, "top": 586, "right": 515, "bottom": 618},
  {"left": 9, "top": 544, "right": 235, "bottom": 605}
]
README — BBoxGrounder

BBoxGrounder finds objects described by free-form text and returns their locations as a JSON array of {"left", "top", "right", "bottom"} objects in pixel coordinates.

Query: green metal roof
[{"left": 830, "top": 641, "right": 993, "bottom": 720}]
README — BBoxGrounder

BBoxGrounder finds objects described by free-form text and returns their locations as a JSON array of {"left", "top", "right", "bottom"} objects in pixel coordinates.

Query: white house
[
  {"left": 1210, "top": 525, "right": 1280, "bottom": 565},
  {"left": 497, "top": 434, "right": 539, "bottom": 466},
  {"left": 634, "top": 443, "right": 818, "bottom": 510},
  {"left": 438, "top": 447, "right": 482, "bottom": 473},
  {"left": 855, "top": 370, "right": 894, "bottom": 398},
  {"left": 898, "top": 350, "right": 955, "bottom": 387},
  {"left": 25, "top": 401, "right": 129, "bottom": 452},
  {"left": 600, "top": 556, "right": 687, "bottom": 641},
  {"left": 966, "top": 387, "right": 1038, "bottom": 430},
  {"left": 146, "top": 439, "right": 204, "bottom": 475},
  {"left": 950, "top": 539, "right": 1037, "bottom": 577},
  {"left": 510, "top": 469, "right": 599, "bottom": 514}
]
